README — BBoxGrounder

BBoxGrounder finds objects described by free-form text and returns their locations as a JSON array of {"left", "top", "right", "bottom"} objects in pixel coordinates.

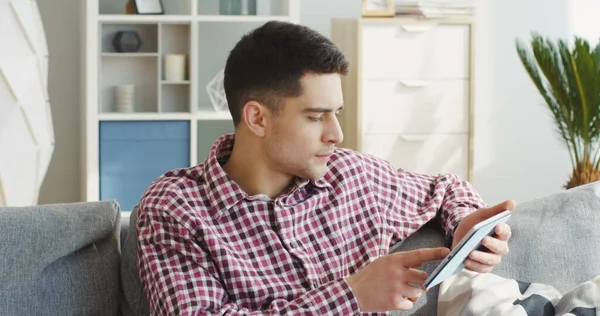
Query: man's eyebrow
[{"left": 301, "top": 105, "right": 344, "bottom": 113}]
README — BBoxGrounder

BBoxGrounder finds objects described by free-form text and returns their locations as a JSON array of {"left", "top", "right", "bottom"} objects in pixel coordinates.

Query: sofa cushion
[
  {"left": 389, "top": 220, "right": 447, "bottom": 316},
  {"left": 0, "top": 200, "right": 122, "bottom": 316},
  {"left": 492, "top": 181, "right": 600, "bottom": 293},
  {"left": 121, "top": 206, "right": 150, "bottom": 316},
  {"left": 390, "top": 181, "right": 600, "bottom": 314}
]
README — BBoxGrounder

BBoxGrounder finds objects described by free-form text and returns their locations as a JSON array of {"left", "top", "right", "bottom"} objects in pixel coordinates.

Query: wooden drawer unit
[
  {"left": 361, "top": 79, "right": 469, "bottom": 134},
  {"left": 332, "top": 18, "right": 474, "bottom": 181},
  {"left": 362, "top": 133, "right": 469, "bottom": 179},
  {"left": 361, "top": 22, "right": 470, "bottom": 80}
]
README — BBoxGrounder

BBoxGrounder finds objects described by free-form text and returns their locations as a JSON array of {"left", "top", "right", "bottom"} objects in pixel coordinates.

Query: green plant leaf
[{"left": 515, "top": 33, "right": 600, "bottom": 176}]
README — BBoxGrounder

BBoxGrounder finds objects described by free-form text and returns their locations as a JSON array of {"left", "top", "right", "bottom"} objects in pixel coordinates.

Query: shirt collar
[
  {"left": 203, "top": 134, "right": 248, "bottom": 219},
  {"left": 203, "top": 134, "right": 333, "bottom": 218}
]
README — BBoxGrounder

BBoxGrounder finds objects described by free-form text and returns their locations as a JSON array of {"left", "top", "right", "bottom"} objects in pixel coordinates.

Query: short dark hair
[{"left": 224, "top": 21, "right": 349, "bottom": 126}]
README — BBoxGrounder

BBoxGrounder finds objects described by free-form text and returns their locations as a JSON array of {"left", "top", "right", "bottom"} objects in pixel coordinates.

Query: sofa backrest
[
  {"left": 492, "top": 181, "right": 600, "bottom": 293},
  {"left": 0, "top": 200, "right": 122, "bottom": 316},
  {"left": 121, "top": 206, "right": 150, "bottom": 316}
]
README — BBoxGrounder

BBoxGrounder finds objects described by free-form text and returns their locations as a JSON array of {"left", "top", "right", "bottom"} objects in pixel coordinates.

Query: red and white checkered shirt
[{"left": 136, "top": 134, "right": 485, "bottom": 315}]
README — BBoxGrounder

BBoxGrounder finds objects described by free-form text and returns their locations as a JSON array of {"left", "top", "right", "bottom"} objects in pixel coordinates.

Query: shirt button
[
  {"left": 312, "top": 280, "right": 320, "bottom": 288},
  {"left": 289, "top": 241, "right": 297, "bottom": 248}
]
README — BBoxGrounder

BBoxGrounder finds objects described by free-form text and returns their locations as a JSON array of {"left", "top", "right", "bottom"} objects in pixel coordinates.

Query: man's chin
[{"left": 299, "top": 166, "right": 328, "bottom": 180}]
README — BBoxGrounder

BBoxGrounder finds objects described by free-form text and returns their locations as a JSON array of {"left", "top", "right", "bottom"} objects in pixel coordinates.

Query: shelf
[
  {"left": 99, "top": 113, "right": 193, "bottom": 121},
  {"left": 100, "top": 57, "right": 158, "bottom": 112},
  {"left": 161, "top": 84, "right": 190, "bottom": 112},
  {"left": 97, "top": 15, "right": 290, "bottom": 23},
  {"left": 162, "top": 80, "right": 190, "bottom": 84},
  {"left": 98, "top": 111, "right": 230, "bottom": 120},
  {"left": 196, "top": 15, "right": 290, "bottom": 22},
  {"left": 102, "top": 52, "right": 158, "bottom": 57},
  {"left": 99, "top": 15, "right": 194, "bottom": 23},
  {"left": 196, "top": 110, "right": 232, "bottom": 120}
]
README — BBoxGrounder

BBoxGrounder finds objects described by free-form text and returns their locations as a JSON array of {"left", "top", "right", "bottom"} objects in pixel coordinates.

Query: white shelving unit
[{"left": 82, "top": 0, "right": 300, "bottom": 210}]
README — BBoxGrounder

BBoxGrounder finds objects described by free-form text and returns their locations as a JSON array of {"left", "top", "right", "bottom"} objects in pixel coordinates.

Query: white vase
[
  {"left": 0, "top": 0, "right": 54, "bottom": 206},
  {"left": 164, "top": 54, "right": 186, "bottom": 82},
  {"left": 115, "top": 85, "right": 135, "bottom": 112}
]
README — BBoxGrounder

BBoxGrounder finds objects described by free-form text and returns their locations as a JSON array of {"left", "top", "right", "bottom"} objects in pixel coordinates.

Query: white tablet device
[{"left": 424, "top": 210, "right": 512, "bottom": 290}]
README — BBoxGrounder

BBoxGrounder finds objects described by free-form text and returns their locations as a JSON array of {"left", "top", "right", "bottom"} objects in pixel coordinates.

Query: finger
[
  {"left": 409, "top": 262, "right": 423, "bottom": 269},
  {"left": 399, "top": 282, "right": 423, "bottom": 299},
  {"left": 407, "top": 291, "right": 422, "bottom": 302},
  {"left": 494, "top": 223, "right": 512, "bottom": 241},
  {"left": 404, "top": 268, "right": 428, "bottom": 283},
  {"left": 396, "top": 299, "right": 414, "bottom": 311},
  {"left": 468, "top": 250, "right": 502, "bottom": 266},
  {"left": 481, "top": 235, "right": 509, "bottom": 255},
  {"left": 396, "top": 247, "right": 451, "bottom": 267},
  {"left": 476, "top": 200, "right": 517, "bottom": 220},
  {"left": 464, "top": 258, "right": 494, "bottom": 273}
]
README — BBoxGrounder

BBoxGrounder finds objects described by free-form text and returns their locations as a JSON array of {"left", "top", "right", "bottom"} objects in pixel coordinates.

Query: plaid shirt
[{"left": 136, "top": 134, "right": 485, "bottom": 315}]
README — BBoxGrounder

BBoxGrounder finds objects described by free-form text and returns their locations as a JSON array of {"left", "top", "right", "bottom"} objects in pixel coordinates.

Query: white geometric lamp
[
  {"left": 206, "top": 68, "right": 228, "bottom": 112},
  {"left": 0, "top": 0, "right": 54, "bottom": 206}
]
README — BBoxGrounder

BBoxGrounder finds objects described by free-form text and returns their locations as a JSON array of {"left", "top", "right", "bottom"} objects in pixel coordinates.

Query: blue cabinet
[{"left": 99, "top": 121, "right": 190, "bottom": 211}]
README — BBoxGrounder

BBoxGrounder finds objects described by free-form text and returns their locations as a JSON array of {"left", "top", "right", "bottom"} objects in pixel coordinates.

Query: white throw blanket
[{"left": 438, "top": 270, "right": 600, "bottom": 316}]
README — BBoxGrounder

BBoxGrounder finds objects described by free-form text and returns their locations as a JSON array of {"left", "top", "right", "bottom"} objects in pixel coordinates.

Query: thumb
[{"left": 478, "top": 200, "right": 516, "bottom": 219}]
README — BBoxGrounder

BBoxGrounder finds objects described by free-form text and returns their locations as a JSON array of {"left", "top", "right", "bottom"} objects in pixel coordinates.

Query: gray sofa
[{"left": 1, "top": 182, "right": 599, "bottom": 315}]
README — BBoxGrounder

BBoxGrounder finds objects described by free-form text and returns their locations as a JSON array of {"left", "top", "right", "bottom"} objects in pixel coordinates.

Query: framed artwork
[
  {"left": 361, "top": 0, "right": 395, "bottom": 17},
  {"left": 134, "top": 0, "right": 164, "bottom": 14}
]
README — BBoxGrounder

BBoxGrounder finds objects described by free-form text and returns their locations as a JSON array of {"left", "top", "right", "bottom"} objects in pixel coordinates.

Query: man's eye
[
  {"left": 335, "top": 111, "right": 341, "bottom": 117},
  {"left": 309, "top": 116, "right": 323, "bottom": 122}
]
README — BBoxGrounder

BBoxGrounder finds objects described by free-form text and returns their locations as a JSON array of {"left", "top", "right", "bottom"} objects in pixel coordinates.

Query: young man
[{"left": 136, "top": 21, "right": 514, "bottom": 315}]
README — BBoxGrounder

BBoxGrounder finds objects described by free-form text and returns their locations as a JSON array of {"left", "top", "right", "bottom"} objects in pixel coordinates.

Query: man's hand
[
  {"left": 452, "top": 200, "right": 516, "bottom": 273},
  {"left": 345, "top": 247, "right": 450, "bottom": 312}
]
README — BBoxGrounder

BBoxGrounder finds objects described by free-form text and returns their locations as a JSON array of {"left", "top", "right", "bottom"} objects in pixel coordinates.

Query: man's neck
[{"left": 222, "top": 134, "right": 294, "bottom": 199}]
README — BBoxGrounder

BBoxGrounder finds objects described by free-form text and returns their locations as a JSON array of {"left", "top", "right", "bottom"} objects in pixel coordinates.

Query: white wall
[
  {"left": 37, "top": 0, "right": 82, "bottom": 204},
  {"left": 570, "top": 0, "right": 600, "bottom": 43},
  {"left": 472, "top": 0, "right": 574, "bottom": 205},
  {"left": 35, "top": 0, "right": 590, "bottom": 206}
]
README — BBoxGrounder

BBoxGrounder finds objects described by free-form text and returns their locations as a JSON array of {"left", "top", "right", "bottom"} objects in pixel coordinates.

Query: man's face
[{"left": 263, "top": 72, "right": 344, "bottom": 180}]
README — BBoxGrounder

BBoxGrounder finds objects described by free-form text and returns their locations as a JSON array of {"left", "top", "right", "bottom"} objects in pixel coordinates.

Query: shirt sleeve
[
  {"left": 358, "top": 152, "right": 487, "bottom": 244},
  {"left": 136, "top": 188, "right": 362, "bottom": 316}
]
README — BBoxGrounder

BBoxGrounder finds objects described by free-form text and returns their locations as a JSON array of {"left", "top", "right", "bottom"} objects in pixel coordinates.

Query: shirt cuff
[{"left": 444, "top": 207, "right": 473, "bottom": 247}]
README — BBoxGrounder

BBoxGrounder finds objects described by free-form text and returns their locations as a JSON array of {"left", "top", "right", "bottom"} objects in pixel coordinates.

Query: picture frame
[
  {"left": 134, "top": 0, "right": 164, "bottom": 15},
  {"left": 361, "top": 0, "right": 395, "bottom": 17}
]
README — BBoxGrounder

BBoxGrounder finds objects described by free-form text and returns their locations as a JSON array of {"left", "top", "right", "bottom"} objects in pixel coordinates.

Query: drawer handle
[
  {"left": 400, "top": 24, "right": 437, "bottom": 33},
  {"left": 400, "top": 135, "right": 430, "bottom": 142},
  {"left": 399, "top": 80, "right": 429, "bottom": 88}
]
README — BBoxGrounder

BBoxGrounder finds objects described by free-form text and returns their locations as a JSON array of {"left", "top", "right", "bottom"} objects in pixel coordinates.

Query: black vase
[{"left": 112, "top": 31, "right": 142, "bottom": 53}]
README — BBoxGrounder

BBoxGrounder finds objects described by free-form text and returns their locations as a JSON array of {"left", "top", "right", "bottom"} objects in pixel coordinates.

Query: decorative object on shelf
[
  {"left": 362, "top": 0, "right": 395, "bottom": 17},
  {"left": 516, "top": 33, "right": 600, "bottom": 189},
  {"left": 125, "top": 0, "right": 136, "bottom": 14},
  {"left": 394, "top": 0, "right": 475, "bottom": 17},
  {"left": 114, "top": 85, "right": 135, "bottom": 112},
  {"left": 164, "top": 54, "right": 186, "bottom": 82},
  {"left": 206, "top": 69, "right": 228, "bottom": 112},
  {"left": 0, "top": 0, "right": 54, "bottom": 206},
  {"left": 134, "top": 0, "right": 164, "bottom": 15},
  {"left": 219, "top": 0, "right": 257, "bottom": 15},
  {"left": 112, "top": 31, "right": 142, "bottom": 53}
]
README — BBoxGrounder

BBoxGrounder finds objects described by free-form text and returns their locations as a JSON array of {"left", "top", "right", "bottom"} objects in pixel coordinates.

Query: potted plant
[{"left": 516, "top": 33, "right": 600, "bottom": 189}]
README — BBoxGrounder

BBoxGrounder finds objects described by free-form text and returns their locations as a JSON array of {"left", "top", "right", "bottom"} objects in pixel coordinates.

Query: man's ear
[{"left": 241, "top": 101, "right": 268, "bottom": 137}]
